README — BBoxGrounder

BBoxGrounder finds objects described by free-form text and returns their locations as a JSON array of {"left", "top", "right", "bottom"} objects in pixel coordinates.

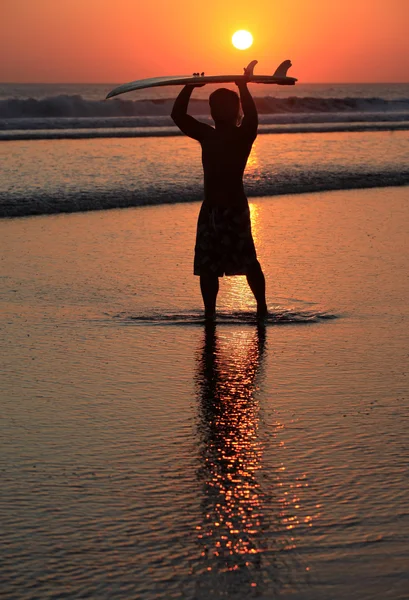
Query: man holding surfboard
[
  {"left": 171, "top": 76, "right": 268, "bottom": 319},
  {"left": 106, "top": 60, "right": 296, "bottom": 319}
]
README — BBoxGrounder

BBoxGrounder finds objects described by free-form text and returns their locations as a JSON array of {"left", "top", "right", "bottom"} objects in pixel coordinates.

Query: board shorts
[{"left": 194, "top": 203, "right": 258, "bottom": 277}]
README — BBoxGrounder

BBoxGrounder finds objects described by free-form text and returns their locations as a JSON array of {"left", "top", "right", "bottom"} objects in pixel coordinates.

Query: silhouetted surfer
[{"left": 171, "top": 77, "right": 267, "bottom": 319}]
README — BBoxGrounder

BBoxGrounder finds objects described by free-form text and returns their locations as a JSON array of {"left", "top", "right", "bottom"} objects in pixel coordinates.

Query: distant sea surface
[{"left": 1, "top": 82, "right": 408, "bottom": 218}]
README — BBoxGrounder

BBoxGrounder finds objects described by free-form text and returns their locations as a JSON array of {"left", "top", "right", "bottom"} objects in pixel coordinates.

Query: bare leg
[
  {"left": 246, "top": 261, "right": 268, "bottom": 317},
  {"left": 200, "top": 274, "right": 219, "bottom": 318}
]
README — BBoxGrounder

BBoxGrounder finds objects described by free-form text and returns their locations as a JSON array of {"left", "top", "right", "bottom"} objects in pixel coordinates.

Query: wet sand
[{"left": 1, "top": 187, "right": 408, "bottom": 599}]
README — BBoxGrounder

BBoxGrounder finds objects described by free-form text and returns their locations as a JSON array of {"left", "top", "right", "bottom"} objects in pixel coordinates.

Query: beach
[
  {"left": 2, "top": 1, "right": 409, "bottom": 595},
  {"left": 1, "top": 187, "right": 408, "bottom": 599}
]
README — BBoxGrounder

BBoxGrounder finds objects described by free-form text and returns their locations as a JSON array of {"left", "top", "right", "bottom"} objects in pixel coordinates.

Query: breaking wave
[
  {"left": 2, "top": 94, "right": 409, "bottom": 120},
  {"left": 1, "top": 93, "right": 408, "bottom": 140}
]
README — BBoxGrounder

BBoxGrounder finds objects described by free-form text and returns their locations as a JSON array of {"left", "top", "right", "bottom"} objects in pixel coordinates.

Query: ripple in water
[{"left": 114, "top": 309, "right": 338, "bottom": 326}]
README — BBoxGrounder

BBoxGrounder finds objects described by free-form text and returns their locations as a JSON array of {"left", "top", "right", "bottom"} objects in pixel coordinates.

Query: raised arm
[
  {"left": 171, "top": 85, "right": 212, "bottom": 141},
  {"left": 236, "top": 80, "right": 258, "bottom": 140}
]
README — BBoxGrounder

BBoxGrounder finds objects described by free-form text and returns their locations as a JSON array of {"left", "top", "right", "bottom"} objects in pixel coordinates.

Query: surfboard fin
[
  {"left": 243, "top": 60, "right": 258, "bottom": 77},
  {"left": 273, "top": 60, "right": 292, "bottom": 78}
]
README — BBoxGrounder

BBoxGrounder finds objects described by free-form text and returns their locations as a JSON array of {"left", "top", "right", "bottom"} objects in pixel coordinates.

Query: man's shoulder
[{"left": 238, "top": 122, "right": 257, "bottom": 142}]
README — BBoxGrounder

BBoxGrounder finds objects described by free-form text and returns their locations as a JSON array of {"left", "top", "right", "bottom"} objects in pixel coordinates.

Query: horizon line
[{"left": 1, "top": 81, "right": 409, "bottom": 86}]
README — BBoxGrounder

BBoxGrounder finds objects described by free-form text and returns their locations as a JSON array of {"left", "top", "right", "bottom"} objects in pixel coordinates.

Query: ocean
[
  {"left": 1, "top": 82, "right": 409, "bottom": 599},
  {"left": 1, "top": 82, "right": 409, "bottom": 217}
]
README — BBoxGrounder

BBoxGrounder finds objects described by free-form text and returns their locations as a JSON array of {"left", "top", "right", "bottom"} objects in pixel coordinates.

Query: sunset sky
[{"left": 1, "top": 0, "right": 408, "bottom": 83}]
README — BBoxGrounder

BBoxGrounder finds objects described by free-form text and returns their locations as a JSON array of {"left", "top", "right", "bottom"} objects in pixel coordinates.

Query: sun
[{"left": 232, "top": 30, "right": 253, "bottom": 50}]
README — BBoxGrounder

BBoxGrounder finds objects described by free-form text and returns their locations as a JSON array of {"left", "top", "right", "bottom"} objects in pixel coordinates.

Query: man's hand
[
  {"left": 235, "top": 64, "right": 253, "bottom": 87},
  {"left": 235, "top": 78, "right": 248, "bottom": 87}
]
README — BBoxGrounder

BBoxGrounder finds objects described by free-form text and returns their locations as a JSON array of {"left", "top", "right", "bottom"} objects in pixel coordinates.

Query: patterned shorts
[{"left": 194, "top": 204, "right": 258, "bottom": 277}]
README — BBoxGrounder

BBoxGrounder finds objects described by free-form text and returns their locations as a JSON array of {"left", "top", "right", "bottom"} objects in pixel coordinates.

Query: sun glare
[{"left": 232, "top": 30, "right": 253, "bottom": 50}]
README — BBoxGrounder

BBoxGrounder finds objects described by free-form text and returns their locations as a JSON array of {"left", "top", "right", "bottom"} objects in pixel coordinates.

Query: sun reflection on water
[
  {"left": 246, "top": 141, "right": 259, "bottom": 172},
  {"left": 193, "top": 325, "right": 315, "bottom": 596},
  {"left": 223, "top": 202, "right": 261, "bottom": 311},
  {"left": 249, "top": 201, "right": 260, "bottom": 246},
  {"left": 194, "top": 324, "right": 267, "bottom": 594}
]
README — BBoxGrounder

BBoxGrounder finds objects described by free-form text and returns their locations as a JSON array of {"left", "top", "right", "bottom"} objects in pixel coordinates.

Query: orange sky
[{"left": 1, "top": 0, "right": 408, "bottom": 83}]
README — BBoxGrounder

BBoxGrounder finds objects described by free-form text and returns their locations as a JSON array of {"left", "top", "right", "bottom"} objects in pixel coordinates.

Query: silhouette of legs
[
  {"left": 200, "top": 262, "right": 267, "bottom": 318},
  {"left": 200, "top": 274, "right": 219, "bottom": 318},
  {"left": 246, "top": 261, "right": 268, "bottom": 316}
]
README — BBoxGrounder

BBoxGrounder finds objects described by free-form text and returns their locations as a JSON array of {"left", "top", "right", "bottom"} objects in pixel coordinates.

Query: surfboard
[{"left": 106, "top": 60, "right": 297, "bottom": 99}]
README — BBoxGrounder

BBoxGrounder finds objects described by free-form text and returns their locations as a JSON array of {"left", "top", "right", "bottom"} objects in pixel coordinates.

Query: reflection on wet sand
[
  {"left": 194, "top": 323, "right": 312, "bottom": 597},
  {"left": 194, "top": 324, "right": 266, "bottom": 596}
]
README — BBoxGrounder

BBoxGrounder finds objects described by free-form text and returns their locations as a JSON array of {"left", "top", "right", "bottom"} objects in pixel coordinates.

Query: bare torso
[{"left": 201, "top": 125, "right": 254, "bottom": 208}]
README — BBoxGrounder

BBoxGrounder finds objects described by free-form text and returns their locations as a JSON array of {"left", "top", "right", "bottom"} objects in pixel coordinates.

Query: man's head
[{"left": 209, "top": 88, "right": 240, "bottom": 125}]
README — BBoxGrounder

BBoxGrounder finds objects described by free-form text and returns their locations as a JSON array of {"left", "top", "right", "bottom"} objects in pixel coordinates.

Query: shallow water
[{"left": 1, "top": 188, "right": 409, "bottom": 599}]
